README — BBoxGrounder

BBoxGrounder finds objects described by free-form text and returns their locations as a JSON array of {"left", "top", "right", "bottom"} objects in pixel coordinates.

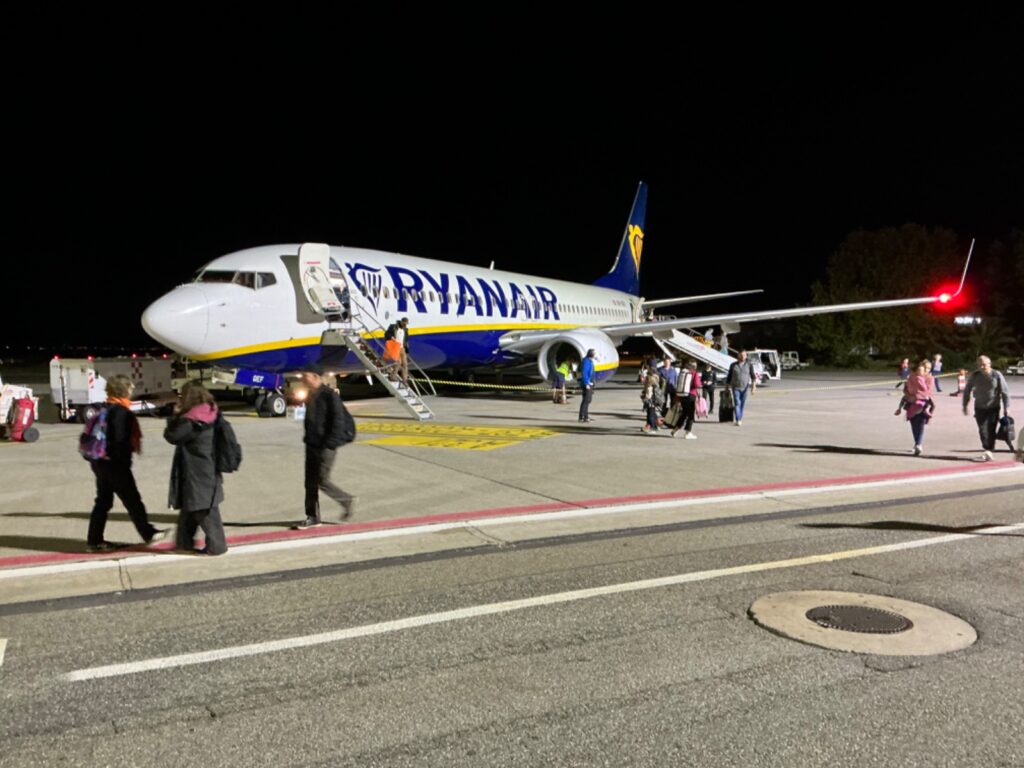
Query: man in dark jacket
[{"left": 297, "top": 363, "right": 356, "bottom": 529}]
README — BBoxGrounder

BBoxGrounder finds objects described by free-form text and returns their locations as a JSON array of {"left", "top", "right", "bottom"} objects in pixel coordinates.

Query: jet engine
[{"left": 536, "top": 329, "right": 619, "bottom": 383}]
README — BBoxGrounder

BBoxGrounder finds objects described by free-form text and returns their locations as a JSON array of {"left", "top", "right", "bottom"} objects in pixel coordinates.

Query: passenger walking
[
  {"left": 895, "top": 358, "right": 910, "bottom": 389},
  {"left": 702, "top": 363, "right": 716, "bottom": 413},
  {"left": 84, "top": 375, "right": 166, "bottom": 552},
  {"left": 671, "top": 360, "right": 702, "bottom": 439},
  {"left": 726, "top": 350, "right": 757, "bottom": 426},
  {"left": 297, "top": 364, "right": 356, "bottom": 528},
  {"left": 902, "top": 360, "right": 935, "bottom": 456},
  {"left": 641, "top": 372, "right": 663, "bottom": 432},
  {"left": 962, "top": 355, "right": 1012, "bottom": 462},
  {"left": 931, "top": 353, "right": 943, "bottom": 393},
  {"left": 578, "top": 349, "right": 596, "bottom": 423},
  {"left": 164, "top": 382, "right": 229, "bottom": 555},
  {"left": 657, "top": 356, "right": 679, "bottom": 417}
]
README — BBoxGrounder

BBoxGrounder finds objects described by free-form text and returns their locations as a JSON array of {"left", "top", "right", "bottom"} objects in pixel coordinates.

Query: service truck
[{"left": 49, "top": 357, "right": 176, "bottom": 422}]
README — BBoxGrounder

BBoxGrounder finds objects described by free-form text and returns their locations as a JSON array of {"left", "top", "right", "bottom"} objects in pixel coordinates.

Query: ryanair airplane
[{"left": 142, "top": 182, "right": 966, "bottom": 415}]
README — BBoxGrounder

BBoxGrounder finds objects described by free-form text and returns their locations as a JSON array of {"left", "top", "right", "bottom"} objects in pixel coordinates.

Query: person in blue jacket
[{"left": 578, "top": 349, "right": 596, "bottom": 423}]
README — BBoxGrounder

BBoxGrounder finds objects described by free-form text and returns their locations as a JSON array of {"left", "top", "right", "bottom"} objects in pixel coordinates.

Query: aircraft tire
[{"left": 267, "top": 393, "right": 287, "bottom": 417}]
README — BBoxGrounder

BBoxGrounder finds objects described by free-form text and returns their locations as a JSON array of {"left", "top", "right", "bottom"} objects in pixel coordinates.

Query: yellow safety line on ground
[
  {"left": 756, "top": 371, "right": 962, "bottom": 396},
  {"left": 357, "top": 421, "right": 557, "bottom": 439}
]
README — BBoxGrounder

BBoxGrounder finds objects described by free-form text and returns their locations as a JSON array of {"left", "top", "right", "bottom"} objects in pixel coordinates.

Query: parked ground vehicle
[
  {"left": 49, "top": 357, "right": 176, "bottom": 422},
  {"left": 1006, "top": 359, "right": 1024, "bottom": 376},
  {"left": 0, "top": 375, "right": 40, "bottom": 442},
  {"left": 748, "top": 349, "right": 782, "bottom": 383},
  {"left": 780, "top": 351, "right": 811, "bottom": 370}
]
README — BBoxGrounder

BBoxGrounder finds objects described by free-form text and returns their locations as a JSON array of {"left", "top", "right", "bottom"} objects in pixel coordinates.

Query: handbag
[{"left": 696, "top": 395, "right": 709, "bottom": 418}]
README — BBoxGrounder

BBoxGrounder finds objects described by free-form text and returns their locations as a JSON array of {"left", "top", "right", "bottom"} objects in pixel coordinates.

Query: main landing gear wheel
[{"left": 257, "top": 392, "right": 287, "bottom": 418}]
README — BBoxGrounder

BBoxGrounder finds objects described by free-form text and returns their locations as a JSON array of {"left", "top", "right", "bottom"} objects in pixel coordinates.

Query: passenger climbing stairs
[{"left": 320, "top": 329, "right": 435, "bottom": 420}]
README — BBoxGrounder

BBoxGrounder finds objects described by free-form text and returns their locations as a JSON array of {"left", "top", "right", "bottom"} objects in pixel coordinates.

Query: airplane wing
[
  {"left": 499, "top": 240, "right": 972, "bottom": 354},
  {"left": 498, "top": 293, "right": 950, "bottom": 354},
  {"left": 641, "top": 289, "right": 762, "bottom": 308},
  {"left": 602, "top": 294, "right": 944, "bottom": 341}
]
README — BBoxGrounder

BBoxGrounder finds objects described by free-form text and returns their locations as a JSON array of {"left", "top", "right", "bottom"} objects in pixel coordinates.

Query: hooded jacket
[{"left": 164, "top": 403, "right": 224, "bottom": 511}]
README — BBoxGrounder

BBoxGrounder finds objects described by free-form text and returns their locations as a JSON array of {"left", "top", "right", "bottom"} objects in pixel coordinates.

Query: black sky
[{"left": 4, "top": 13, "right": 1023, "bottom": 349}]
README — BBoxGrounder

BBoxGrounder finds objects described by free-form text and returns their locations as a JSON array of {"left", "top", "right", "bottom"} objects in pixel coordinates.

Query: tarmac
[{"left": 1, "top": 366, "right": 1021, "bottom": 606}]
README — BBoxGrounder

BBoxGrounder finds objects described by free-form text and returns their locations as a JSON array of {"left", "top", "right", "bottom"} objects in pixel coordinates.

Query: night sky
[{"left": 4, "top": 14, "right": 1022, "bottom": 351}]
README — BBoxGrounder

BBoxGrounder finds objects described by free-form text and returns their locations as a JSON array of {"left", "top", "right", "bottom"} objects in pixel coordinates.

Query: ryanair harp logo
[{"left": 627, "top": 224, "right": 644, "bottom": 272}]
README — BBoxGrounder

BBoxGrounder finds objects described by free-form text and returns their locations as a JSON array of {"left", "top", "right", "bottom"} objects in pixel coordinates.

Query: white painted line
[
  {"left": 64, "top": 521, "right": 1024, "bottom": 681},
  {"left": 4, "top": 464, "right": 1021, "bottom": 582},
  {"left": 0, "top": 639, "right": 6, "bottom": 668}
]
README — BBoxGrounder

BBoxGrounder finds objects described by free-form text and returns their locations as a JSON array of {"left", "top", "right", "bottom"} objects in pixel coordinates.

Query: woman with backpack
[
  {"left": 85, "top": 375, "right": 167, "bottom": 553},
  {"left": 164, "top": 382, "right": 228, "bottom": 555}
]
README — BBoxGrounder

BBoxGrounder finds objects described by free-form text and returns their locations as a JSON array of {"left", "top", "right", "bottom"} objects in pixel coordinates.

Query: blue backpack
[{"left": 79, "top": 405, "right": 110, "bottom": 461}]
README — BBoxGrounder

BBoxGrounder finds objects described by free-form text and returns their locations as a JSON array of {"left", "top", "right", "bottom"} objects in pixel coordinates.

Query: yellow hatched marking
[
  {"left": 363, "top": 436, "right": 523, "bottom": 450},
  {"left": 357, "top": 421, "right": 557, "bottom": 440}
]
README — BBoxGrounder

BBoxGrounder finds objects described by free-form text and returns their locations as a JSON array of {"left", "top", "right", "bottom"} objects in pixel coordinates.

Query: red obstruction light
[
  {"left": 131, "top": 353, "right": 138, "bottom": 359},
  {"left": 87, "top": 355, "right": 94, "bottom": 361},
  {"left": 939, "top": 293, "right": 952, "bottom": 304}
]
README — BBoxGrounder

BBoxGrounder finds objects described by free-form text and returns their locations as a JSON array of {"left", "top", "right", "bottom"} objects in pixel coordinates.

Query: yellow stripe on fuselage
[{"left": 190, "top": 322, "right": 595, "bottom": 363}]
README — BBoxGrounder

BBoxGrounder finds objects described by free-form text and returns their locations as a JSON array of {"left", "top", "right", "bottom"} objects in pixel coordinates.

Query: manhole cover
[{"left": 805, "top": 605, "right": 913, "bottom": 634}]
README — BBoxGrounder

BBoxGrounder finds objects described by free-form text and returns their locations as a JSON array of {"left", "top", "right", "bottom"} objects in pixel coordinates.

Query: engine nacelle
[{"left": 537, "top": 329, "right": 619, "bottom": 383}]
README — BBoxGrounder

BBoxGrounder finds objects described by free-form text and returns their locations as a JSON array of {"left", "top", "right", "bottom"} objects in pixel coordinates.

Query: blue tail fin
[{"left": 593, "top": 181, "right": 646, "bottom": 296}]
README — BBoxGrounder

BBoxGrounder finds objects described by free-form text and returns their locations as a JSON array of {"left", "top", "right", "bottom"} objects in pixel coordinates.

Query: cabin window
[
  {"left": 429, "top": 291, "right": 436, "bottom": 302},
  {"left": 383, "top": 287, "right": 390, "bottom": 299}
]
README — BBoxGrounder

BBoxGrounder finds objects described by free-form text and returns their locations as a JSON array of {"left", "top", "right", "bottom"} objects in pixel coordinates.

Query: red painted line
[{"left": 0, "top": 461, "right": 1017, "bottom": 571}]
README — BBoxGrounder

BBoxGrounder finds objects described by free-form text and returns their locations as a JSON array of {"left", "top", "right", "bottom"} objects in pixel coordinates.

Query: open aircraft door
[{"left": 298, "top": 242, "right": 342, "bottom": 318}]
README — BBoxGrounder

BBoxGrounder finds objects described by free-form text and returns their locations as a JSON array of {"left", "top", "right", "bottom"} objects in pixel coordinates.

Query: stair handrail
[{"left": 338, "top": 286, "right": 437, "bottom": 397}]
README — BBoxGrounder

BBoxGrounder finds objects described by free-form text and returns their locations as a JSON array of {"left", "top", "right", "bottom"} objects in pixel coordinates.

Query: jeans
[
  {"left": 910, "top": 413, "right": 928, "bottom": 446},
  {"left": 732, "top": 388, "right": 749, "bottom": 421},
  {"left": 579, "top": 387, "right": 593, "bottom": 420}
]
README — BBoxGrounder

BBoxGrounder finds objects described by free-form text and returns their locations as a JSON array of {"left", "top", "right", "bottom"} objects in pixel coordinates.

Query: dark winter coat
[
  {"left": 303, "top": 385, "right": 346, "bottom": 450},
  {"left": 104, "top": 403, "right": 139, "bottom": 466},
  {"left": 164, "top": 413, "right": 224, "bottom": 512}
]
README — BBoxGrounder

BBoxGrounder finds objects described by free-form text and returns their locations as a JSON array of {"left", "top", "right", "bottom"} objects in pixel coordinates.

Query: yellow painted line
[
  {"left": 357, "top": 421, "right": 557, "bottom": 439},
  {"left": 363, "top": 436, "right": 524, "bottom": 450}
]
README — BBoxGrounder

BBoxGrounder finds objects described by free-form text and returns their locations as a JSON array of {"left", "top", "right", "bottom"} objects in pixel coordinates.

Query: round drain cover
[{"left": 806, "top": 605, "right": 913, "bottom": 634}]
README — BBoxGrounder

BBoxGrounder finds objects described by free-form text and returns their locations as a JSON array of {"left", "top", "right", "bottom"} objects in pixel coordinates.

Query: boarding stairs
[
  {"left": 321, "top": 327, "right": 435, "bottom": 420},
  {"left": 298, "top": 242, "right": 436, "bottom": 420},
  {"left": 652, "top": 328, "right": 737, "bottom": 374}
]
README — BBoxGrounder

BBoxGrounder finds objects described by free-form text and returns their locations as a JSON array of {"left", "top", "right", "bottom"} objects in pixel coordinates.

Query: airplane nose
[{"left": 142, "top": 285, "right": 210, "bottom": 355}]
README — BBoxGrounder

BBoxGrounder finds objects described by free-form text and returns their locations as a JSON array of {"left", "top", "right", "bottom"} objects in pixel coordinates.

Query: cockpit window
[
  {"left": 233, "top": 272, "right": 257, "bottom": 289},
  {"left": 196, "top": 270, "right": 236, "bottom": 283},
  {"left": 257, "top": 272, "right": 277, "bottom": 288}
]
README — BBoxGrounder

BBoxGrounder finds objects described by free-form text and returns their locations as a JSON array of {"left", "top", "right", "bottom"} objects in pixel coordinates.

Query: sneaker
[
  {"left": 684, "top": 432, "right": 697, "bottom": 440},
  {"left": 341, "top": 498, "right": 357, "bottom": 520},
  {"left": 146, "top": 529, "right": 169, "bottom": 546},
  {"left": 86, "top": 541, "right": 119, "bottom": 554},
  {"left": 913, "top": 445, "right": 922, "bottom": 456},
  {"left": 981, "top": 450, "right": 993, "bottom": 462},
  {"left": 670, "top": 429, "right": 679, "bottom": 438},
  {"left": 295, "top": 516, "right": 322, "bottom": 529}
]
